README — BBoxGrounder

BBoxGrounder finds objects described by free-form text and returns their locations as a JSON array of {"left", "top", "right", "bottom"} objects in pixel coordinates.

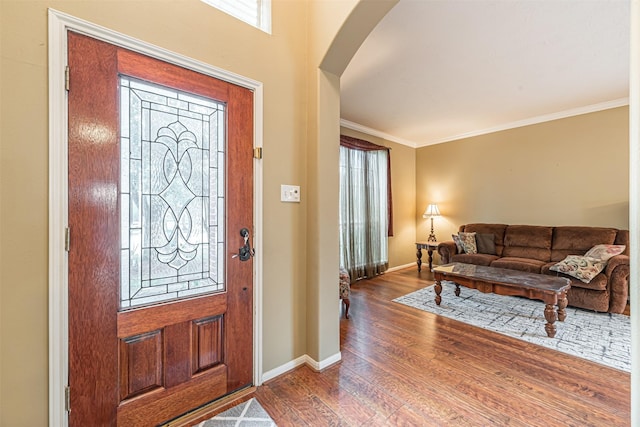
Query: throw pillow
[
  {"left": 549, "top": 255, "right": 607, "bottom": 283},
  {"left": 458, "top": 232, "right": 477, "bottom": 254},
  {"left": 475, "top": 233, "right": 496, "bottom": 255},
  {"left": 584, "top": 244, "right": 626, "bottom": 261},
  {"left": 452, "top": 234, "right": 464, "bottom": 253}
]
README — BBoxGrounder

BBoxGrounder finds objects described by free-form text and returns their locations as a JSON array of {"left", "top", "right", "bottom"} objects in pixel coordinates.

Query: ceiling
[{"left": 340, "top": 0, "right": 630, "bottom": 148}]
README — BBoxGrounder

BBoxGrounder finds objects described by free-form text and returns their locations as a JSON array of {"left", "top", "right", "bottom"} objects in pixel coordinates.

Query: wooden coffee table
[{"left": 432, "top": 263, "right": 571, "bottom": 338}]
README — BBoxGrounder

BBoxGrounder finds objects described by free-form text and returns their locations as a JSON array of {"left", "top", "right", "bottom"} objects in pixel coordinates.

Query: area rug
[
  {"left": 393, "top": 282, "right": 631, "bottom": 372},
  {"left": 196, "top": 398, "right": 276, "bottom": 426}
]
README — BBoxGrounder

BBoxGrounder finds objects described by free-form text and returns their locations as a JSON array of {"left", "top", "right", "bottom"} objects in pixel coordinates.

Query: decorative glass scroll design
[{"left": 120, "top": 76, "right": 226, "bottom": 309}]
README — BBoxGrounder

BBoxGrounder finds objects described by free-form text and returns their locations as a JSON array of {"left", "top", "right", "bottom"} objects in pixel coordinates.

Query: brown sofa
[{"left": 437, "top": 223, "right": 630, "bottom": 313}]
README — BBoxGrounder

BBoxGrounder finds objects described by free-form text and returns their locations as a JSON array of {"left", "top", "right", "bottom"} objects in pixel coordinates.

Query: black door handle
[{"left": 235, "top": 227, "right": 255, "bottom": 261}]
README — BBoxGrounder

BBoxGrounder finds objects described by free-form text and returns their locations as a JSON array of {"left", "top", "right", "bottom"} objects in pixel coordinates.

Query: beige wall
[
  {"left": 304, "top": 0, "right": 396, "bottom": 363},
  {"left": 340, "top": 127, "right": 417, "bottom": 268},
  {"left": 416, "top": 106, "right": 630, "bottom": 264}
]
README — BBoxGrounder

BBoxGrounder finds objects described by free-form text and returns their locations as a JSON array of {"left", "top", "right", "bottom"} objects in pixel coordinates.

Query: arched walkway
[{"left": 314, "top": 3, "right": 639, "bottom": 426}]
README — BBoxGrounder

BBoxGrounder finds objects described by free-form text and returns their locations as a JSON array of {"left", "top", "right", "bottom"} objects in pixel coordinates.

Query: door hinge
[
  {"left": 65, "top": 227, "right": 70, "bottom": 252},
  {"left": 65, "top": 66, "right": 70, "bottom": 91},
  {"left": 65, "top": 385, "right": 71, "bottom": 412},
  {"left": 253, "top": 147, "right": 263, "bottom": 159}
]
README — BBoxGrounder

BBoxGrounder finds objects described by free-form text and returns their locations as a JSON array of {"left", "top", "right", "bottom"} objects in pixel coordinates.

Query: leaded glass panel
[{"left": 120, "top": 76, "right": 226, "bottom": 309}]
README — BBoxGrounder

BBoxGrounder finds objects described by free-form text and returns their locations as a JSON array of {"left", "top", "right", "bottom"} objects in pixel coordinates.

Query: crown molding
[
  {"left": 340, "top": 119, "right": 418, "bottom": 148},
  {"left": 417, "top": 97, "right": 630, "bottom": 147},
  {"left": 341, "top": 97, "right": 629, "bottom": 149}
]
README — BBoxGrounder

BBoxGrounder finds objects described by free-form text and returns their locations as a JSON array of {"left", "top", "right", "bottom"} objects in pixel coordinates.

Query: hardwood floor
[{"left": 255, "top": 267, "right": 631, "bottom": 426}]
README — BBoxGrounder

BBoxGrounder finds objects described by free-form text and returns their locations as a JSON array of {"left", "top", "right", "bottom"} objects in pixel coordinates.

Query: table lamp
[{"left": 423, "top": 204, "right": 440, "bottom": 242}]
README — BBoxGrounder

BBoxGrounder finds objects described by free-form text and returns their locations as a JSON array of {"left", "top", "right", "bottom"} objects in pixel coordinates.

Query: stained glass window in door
[{"left": 120, "top": 76, "right": 226, "bottom": 309}]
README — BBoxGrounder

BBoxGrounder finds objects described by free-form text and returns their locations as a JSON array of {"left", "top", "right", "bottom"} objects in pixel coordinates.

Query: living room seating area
[{"left": 437, "top": 223, "right": 630, "bottom": 313}]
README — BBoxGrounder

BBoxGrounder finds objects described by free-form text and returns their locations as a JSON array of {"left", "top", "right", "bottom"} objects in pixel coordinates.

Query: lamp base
[{"left": 427, "top": 217, "right": 437, "bottom": 242}]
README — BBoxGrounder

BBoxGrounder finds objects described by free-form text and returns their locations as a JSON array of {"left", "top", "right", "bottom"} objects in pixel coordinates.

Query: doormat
[
  {"left": 196, "top": 398, "right": 276, "bottom": 426},
  {"left": 393, "top": 282, "right": 631, "bottom": 372}
]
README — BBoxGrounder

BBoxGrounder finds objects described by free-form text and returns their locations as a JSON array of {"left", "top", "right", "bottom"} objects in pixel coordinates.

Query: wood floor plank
[
  {"left": 255, "top": 267, "right": 630, "bottom": 426},
  {"left": 293, "top": 365, "right": 377, "bottom": 425},
  {"left": 320, "top": 363, "right": 405, "bottom": 420},
  {"left": 254, "top": 383, "right": 308, "bottom": 425}
]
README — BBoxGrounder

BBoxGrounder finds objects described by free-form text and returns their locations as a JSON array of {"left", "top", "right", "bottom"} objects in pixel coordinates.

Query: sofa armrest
[
  {"left": 604, "top": 254, "right": 630, "bottom": 313},
  {"left": 437, "top": 241, "right": 458, "bottom": 265}
]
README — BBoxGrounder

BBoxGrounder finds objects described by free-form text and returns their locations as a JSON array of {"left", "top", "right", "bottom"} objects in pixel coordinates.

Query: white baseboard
[
  {"left": 261, "top": 352, "right": 342, "bottom": 383},
  {"left": 261, "top": 355, "right": 307, "bottom": 383},
  {"left": 304, "top": 352, "right": 342, "bottom": 371},
  {"left": 386, "top": 262, "right": 416, "bottom": 272}
]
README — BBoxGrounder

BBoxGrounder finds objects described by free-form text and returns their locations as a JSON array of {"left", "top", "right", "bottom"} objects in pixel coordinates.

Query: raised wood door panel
[
  {"left": 119, "top": 331, "right": 163, "bottom": 401},
  {"left": 68, "top": 31, "right": 254, "bottom": 426}
]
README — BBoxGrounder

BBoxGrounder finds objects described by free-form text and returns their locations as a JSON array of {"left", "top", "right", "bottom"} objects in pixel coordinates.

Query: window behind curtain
[{"left": 339, "top": 145, "right": 389, "bottom": 281}]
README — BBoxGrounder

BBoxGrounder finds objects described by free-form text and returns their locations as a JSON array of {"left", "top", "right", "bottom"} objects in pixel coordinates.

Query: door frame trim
[{"left": 48, "top": 9, "right": 264, "bottom": 426}]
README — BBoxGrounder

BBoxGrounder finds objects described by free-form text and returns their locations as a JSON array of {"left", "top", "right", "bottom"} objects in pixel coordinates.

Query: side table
[{"left": 416, "top": 242, "right": 438, "bottom": 272}]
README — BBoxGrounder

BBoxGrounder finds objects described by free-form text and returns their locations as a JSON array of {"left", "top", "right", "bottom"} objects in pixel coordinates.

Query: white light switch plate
[{"left": 281, "top": 185, "right": 300, "bottom": 202}]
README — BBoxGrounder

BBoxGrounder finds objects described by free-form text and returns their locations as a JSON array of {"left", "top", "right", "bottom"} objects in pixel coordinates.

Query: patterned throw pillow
[
  {"left": 458, "top": 232, "right": 477, "bottom": 254},
  {"left": 452, "top": 234, "right": 464, "bottom": 253},
  {"left": 584, "top": 244, "right": 626, "bottom": 261},
  {"left": 549, "top": 255, "right": 607, "bottom": 283}
]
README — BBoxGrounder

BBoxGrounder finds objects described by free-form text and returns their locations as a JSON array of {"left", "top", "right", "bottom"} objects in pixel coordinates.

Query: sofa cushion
[
  {"left": 476, "top": 233, "right": 497, "bottom": 255},
  {"left": 501, "top": 225, "right": 553, "bottom": 262},
  {"left": 458, "top": 232, "right": 477, "bottom": 254},
  {"left": 542, "top": 262, "right": 608, "bottom": 291},
  {"left": 551, "top": 226, "right": 617, "bottom": 261},
  {"left": 451, "top": 253, "right": 499, "bottom": 266},
  {"left": 566, "top": 286, "right": 610, "bottom": 312},
  {"left": 490, "top": 257, "right": 546, "bottom": 273},
  {"left": 461, "top": 224, "right": 507, "bottom": 256}
]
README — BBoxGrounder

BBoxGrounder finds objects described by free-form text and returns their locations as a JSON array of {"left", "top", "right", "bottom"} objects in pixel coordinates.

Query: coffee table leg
[
  {"left": 557, "top": 294, "right": 568, "bottom": 322},
  {"left": 454, "top": 283, "right": 461, "bottom": 297},
  {"left": 544, "top": 304, "right": 557, "bottom": 338},
  {"left": 434, "top": 279, "right": 442, "bottom": 305}
]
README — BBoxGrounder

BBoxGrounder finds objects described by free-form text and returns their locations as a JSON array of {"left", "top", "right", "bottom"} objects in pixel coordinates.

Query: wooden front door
[{"left": 67, "top": 32, "right": 254, "bottom": 426}]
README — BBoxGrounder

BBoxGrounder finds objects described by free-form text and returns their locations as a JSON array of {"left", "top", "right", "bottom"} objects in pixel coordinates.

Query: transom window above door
[{"left": 201, "top": 0, "right": 272, "bottom": 34}]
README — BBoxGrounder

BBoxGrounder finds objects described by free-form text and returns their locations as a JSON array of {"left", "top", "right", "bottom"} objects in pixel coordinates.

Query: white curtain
[{"left": 339, "top": 145, "right": 389, "bottom": 282}]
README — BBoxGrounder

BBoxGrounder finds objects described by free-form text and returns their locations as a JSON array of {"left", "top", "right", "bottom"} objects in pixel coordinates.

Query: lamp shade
[{"left": 423, "top": 204, "right": 441, "bottom": 218}]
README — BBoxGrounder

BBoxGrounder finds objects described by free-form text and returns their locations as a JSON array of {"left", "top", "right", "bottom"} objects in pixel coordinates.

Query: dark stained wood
[
  {"left": 433, "top": 262, "right": 572, "bottom": 299},
  {"left": 117, "top": 294, "right": 226, "bottom": 338},
  {"left": 67, "top": 32, "right": 120, "bottom": 427},
  {"left": 254, "top": 266, "right": 630, "bottom": 426},
  {"left": 192, "top": 316, "right": 224, "bottom": 373},
  {"left": 164, "top": 322, "right": 192, "bottom": 388},
  {"left": 117, "top": 49, "right": 229, "bottom": 101},
  {"left": 119, "top": 331, "right": 163, "bottom": 401},
  {"left": 68, "top": 32, "right": 255, "bottom": 426},
  {"left": 224, "top": 83, "right": 254, "bottom": 393},
  {"left": 119, "top": 365, "right": 227, "bottom": 426},
  {"left": 433, "top": 263, "right": 571, "bottom": 338},
  {"left": 415, "top": 241, "right": 437, "bottom": 272}
]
